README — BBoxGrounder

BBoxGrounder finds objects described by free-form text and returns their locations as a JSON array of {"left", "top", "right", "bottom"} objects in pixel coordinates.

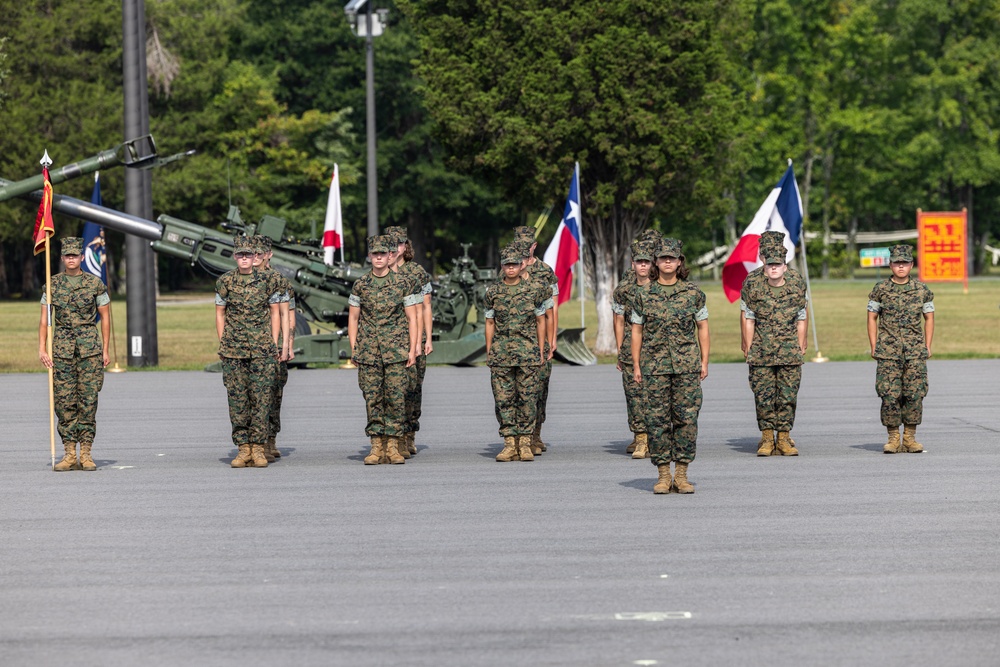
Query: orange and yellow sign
[{"left": 917, "top": 209, "right": 967, "bottom": 289}]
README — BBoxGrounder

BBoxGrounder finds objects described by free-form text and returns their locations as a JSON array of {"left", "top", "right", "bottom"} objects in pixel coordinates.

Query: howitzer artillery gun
[{"left": 1, "top": 142, "right": 596, "bottom": 366}]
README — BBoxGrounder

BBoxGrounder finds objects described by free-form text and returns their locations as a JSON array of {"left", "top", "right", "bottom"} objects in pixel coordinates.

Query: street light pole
[
  {"left": 345, "top": 0, "right": 388, "bottom": 240},
  {"left": 364, "top": 3, "right": 378, "bottom": 239}
]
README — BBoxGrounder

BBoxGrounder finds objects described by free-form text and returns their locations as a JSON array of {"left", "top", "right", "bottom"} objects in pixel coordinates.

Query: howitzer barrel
[
  {"left": 0, "top": 136, "right": 158, "bottom": 203},
  {"left": 0, "top": 178, "right": 163, "bottom": 240}
]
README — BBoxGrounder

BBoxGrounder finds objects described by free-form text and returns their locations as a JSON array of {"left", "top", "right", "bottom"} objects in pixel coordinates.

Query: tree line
[{"left": 1, "top": 0, "right": 998, "bottom": 352}]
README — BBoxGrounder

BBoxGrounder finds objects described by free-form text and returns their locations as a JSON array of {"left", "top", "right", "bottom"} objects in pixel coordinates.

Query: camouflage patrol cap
[
  {"left": 251, "top": 234, "right": 272, "bottom": 253},
  {"left": 60, "top": 237, "right": 83, "bottom": 256},
  {"left": 384, "top": 225, "right": 408, "bottom": 245},
  {"left": 516, "top": 239, "right": 534, "bottom": 259},
  {"left": 500, "top": 244, "right": 523, "bottom": 265},
  {"left": 638, "top": 228, "right": 663, "bottom": 245},
  {"left": 656, "top": 237, "right": 683, "bottom": 258},
  {"left": 631, "top": 238, "right": 654, "bottom": 262},
  {"left": 367, "top": 235, "right": 392, "bottom": 254},
  {"left": 513, "top": 226, "right": 536, "bottom": 244},
  {"left": 890, "top": 244, "right": 914, "bottom": 263},
  {"left": 233, "top": 235, "right": 253, "bottom": 253},
  {"left": 759, "top": 231, "right": 787, "bottom": 264}
]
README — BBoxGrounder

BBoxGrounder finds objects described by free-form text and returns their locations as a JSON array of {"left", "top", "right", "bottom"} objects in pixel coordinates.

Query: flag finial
[
  {"left": 40, "top": 150, "right": 53, "bottom": 168},
  {"left": 787, "top": 158, "right": 793, "bottom": 167}
]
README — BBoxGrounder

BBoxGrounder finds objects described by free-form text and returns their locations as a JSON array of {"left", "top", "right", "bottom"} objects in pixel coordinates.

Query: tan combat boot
[
  {"left": 756, "top": 429, "right": 775, "bottom": 457},
  {"left": 79, "top": 443, "right": 97, "bottom": 471},
  {"left": 533, "top": 424, "right": 547, "bottom": 452},
  {"left": 364, "top": 436, "right": 385, "bottom": 465},
  {"left": 267, "top": 437, "right": 281, "bottom": 460},
  {"left": 902, "top": 425, "right": 924, "bottom": 453},
  {"left": 54, "top": 442, "right": 80, "bottom": 472},
  {"left": 673, "top": 462, "right": 695, "bottom": 494},
  {"left": 386, "top": 437, "right": 405, "bottom": 464},
  {"left": 263, "top": 442, "right": 276, "bottom": 463},
  {"left": 883, "top": 426, "right": 902, "bottom": 454},
  {"left": 231, "top": 444, "right": 253, "bottom": 468},
  {"left": 250, "top": 444, "right": 269, "bottom": 468},
  {"left": 653, "top": 464, "right": 672, "bottom": 494},
  {"left": 631, "top": 433, "right": 649, "bottom": 459},
  {"left": 398, "top": 433, "right": 411, "bottom": 459},
  {"left": 406, "top": 432, "right": 417, "bottom": 456},
  {"left": 496, "top": 436, "right": 518, "bottom": 462},
  {"left": 775, "top": 432, "right": 799, "bottom": 456},
  {"left": 518, "top": 435, "right": 535, "bottom": 462},
  {"left": 626, "top": 434, "right": 638, "bottom": 454}
]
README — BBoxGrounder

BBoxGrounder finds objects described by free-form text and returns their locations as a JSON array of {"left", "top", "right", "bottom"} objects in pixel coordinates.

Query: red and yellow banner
[
  {"left": 917, "top": 209, "right": 967, "bottom": 288},
  {"left": 32, "top": 166, "right": 55, "bottom": 256}
]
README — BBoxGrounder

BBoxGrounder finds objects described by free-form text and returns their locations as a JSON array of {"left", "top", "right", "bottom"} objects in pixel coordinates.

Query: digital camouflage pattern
[
  {"left": 740, "top": 266, "right": 806, "bottom": 316},
  {"left": 742, "top": 276, "right": 807, "bottom": 366},
  {"left": 216, "top": 269, "right": 284, "bottom": 358},
  {"left": 359, "top": 361, "right": 408, "bottom": 436},
  {"left": 631, "top": 280, "right": 708, "bottom": 375},
  {"left": 869, "top": 278, "right": 934, "bottom": 427},
  {"left": 748, "top": 365, "right": 802, "bottom": 431},
  {"left": 644, "top": 372, "right": 702, "bottom": 465},
  {"left": 484, "top": 278, "right": 549, "bottom": 367},
  {"left": 613, "top": 270, "right": 651, "bottom": 434},
  {"left": 398, "top": 260, "right": 433, "bottom": 433},
  {"left": 42, "top": 272, "right": 109, "bottom": 445},
  {"left": 222, "top": 356, "right": 277, "bottom": 445},
  {"left": 42, "top": 273, "right": 108, "bottom": 359},
  {"left": 485, "top": 276, "right": 548, "bottom": 437},
  {"left": 349, "top": 270, "right": 421, "bottom": 365},
  {"left": 491, "top": 365, "right": 541, "bottom": 437},
  {"left": 868, "top": 279, "right": 934, "bottom": 360}
]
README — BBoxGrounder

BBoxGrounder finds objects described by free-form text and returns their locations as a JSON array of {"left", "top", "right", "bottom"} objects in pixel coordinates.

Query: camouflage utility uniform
[
  {"left": 526, "top": 256, "right": 557, "bottom": 433},
  {"left": 868, "top": 278, "right": 934, "bottom": 427},
  {"left": 42, "top": 272, "right": 109, "bottom": 449},
  {"left": 742, "top": 273, "right": 807, "bottom": 432},
  {"left": 216, "top": 267, "right": 284, "bottom": 454},
  {"left": 484, "top": 274, "right": 549, "bottom": 440},
  {"left": 350, "top": 270, "right": 422, "bottom": 439},
  {"left": 632, "top": 280, "right": 708, "bottom": 467},
  {"left": 397, "top": 259, "right": 433, "bottom": 437}
]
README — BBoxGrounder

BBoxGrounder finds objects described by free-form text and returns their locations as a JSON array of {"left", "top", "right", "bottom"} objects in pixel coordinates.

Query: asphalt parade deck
[{"left": 2, "top": 360, "right": 998, "bottom": 667}]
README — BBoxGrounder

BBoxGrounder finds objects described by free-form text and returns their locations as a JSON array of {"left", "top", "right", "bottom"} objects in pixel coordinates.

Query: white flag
[{"left": 323, "top": 164, "right": 344, "bottom": 265}]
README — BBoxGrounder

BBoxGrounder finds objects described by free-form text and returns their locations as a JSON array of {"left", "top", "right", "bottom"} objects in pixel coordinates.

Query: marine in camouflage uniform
[
  {"left": 514, "top": 227, "right": 557, "bottom": 454},
  {"left": 612, "top": 237, "right": 656, "bottom": 457},
  {"left": 867, "top": 244, "right": 934, "bottom": 454},
  {"left": 741, "top": 231, "right": 808, "bottom": 457},
  {"left": 216, "top": 235, "right": 285, "bottom": 469},
  {"left": 349, "top": 235, "right": 422, "bottom": 465},
  {"left": 252, "top": 235, "right": 292, "bottom": 462},
  {"left": 386, "top": 225, "right": 433, "bottom": 458},
  {"left": 632, "top": 238, "right": 709, "bottom": 494},
  {"left": 40, "top": 237, "right": 111, "bottom": 472},
  {"left": 485, "top": 243, "right": 550, "bottom": 462}
]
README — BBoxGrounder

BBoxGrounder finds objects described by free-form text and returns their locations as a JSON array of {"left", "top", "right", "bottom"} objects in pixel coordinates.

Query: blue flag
[{"left": 82, "top": 175, "right": 108, "bottom": 285}]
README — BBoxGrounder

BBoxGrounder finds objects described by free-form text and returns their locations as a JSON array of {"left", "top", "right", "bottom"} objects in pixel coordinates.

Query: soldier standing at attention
[
  {"left": 612, "top": 237, "right": 655, "bottom": 458},
  {"left": 349, "top": 235, "right": 421, "bottom": 465},
  {"left": 216, "top": 235, "right": 285, "bottom": 469},
  {"left": 251, "top": 235, "right": 292, "bottom": 462},
  {"left": 386, "top": 226, "right": 434, "bottom": 458},
  {"left": 39, "top": 237, "right": 111, "bottom": 472},
  {"left": 741, "top": 231, "right": 808, "bottom": 456},
  {"left": 513, "top": 227, "right": 557, "bottom": 455},
  {"left": 631, "top": 238, "right": 709, "bottom": 494},
  {"left": 485, "top": 244, "right": 550, "bottom": 462},
  {"left": 867, "top": 244, "right": 934, "bottom": 453}
]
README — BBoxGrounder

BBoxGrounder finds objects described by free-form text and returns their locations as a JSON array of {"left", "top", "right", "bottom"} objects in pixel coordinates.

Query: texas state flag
[
  {"left": 543, "top": 163, "right": 581, "bottom": 305},
  {"left": 721, "top": 163, "right": 803, "bottom": 302}
]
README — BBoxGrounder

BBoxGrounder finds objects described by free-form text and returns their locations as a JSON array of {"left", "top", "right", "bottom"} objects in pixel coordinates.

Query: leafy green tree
[{"left": 401, "top": 0, "right": 749, "bottom": 352}]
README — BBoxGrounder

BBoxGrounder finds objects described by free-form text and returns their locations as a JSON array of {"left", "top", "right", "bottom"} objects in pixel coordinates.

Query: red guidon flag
[{"left": 32, "top": 166, "right": 55, "bottom": 256}]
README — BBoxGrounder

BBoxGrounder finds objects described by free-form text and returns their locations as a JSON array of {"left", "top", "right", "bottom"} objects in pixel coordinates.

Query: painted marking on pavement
[
  {"left": 615, "top": 612, "right": 692, "bottom": 621},
  {"left": 109, "top": 466, "right": 135, "bottom": 470}
]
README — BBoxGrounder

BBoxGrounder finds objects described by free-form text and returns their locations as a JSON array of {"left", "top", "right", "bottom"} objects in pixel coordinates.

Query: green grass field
[{"left": 3, "top": 279, "right": 998, "bottom": 373}]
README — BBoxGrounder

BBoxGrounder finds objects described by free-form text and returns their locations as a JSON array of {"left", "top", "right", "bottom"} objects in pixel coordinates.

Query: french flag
[
  {"left": 323, "top": 164, "right": 344, "bottom": 265},
  {"left": 543, "top": 163, "right": 581, "bottom": 306},
  {"left": 721, "top": 163, "right": 803, "bottom": 302}
]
